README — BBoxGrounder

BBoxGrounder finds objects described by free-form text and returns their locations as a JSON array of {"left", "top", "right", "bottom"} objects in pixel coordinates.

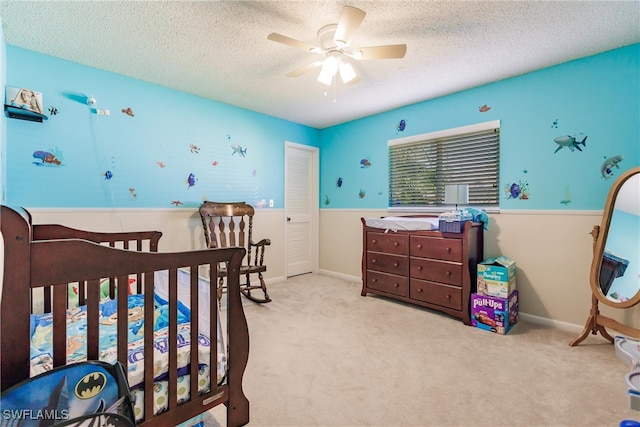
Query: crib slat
[
  {"left": 143, "top": 271, "right": 155, "bottom": 421},
  {"left": 86, "top": 279, "right": 100, "bottom": 361},
  {"left": 43, "top": 286, "right": 52, "bottom": 313},
  {"left": 109, "top": 242, "right": 116, "bottom": 300},
  {"left": 135, "top": 273, "right": 143, "bottom": 294},
  {"left": 52, "top": 285, "right": 67, "bottom": 368},
  {"left": 78, "top": 280, "right": 86, "bottom": 307},
  {"left": 117, "top": 275, "right": 129, "bottom": 372},
  {"left": 168, "top": 268, "right": 178, "bottom": 410},
  {"left": 189, "top": 265, "right": 199, "bottom": 402},
  {"left": 108, "top": 277, "right": 115, "bottom": 300},
  {"left": 210, "top": 264, "right": 218, "bottom": 391},
  {"left": 136, "top": 240, "right": 143, "bottom": 293}
]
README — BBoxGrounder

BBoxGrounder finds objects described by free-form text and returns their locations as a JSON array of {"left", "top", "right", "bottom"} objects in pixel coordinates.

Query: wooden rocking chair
[{"left": 199, "top": 201, "right": 272, "bottom": 303}]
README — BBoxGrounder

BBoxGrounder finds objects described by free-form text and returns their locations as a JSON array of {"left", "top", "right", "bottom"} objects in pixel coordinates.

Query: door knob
[{"left": 287, "top": 217, "right": 291, "bottom": 222}]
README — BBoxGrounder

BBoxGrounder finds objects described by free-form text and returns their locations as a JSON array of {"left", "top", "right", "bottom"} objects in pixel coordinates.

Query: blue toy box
[{"left": 471, "top": 291, "right": 519, "bottom": 335}]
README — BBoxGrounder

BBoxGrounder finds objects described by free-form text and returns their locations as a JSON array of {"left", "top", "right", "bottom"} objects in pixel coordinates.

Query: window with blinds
[{"left": 388, "top": 120, "right": 500, "bottom": 210}]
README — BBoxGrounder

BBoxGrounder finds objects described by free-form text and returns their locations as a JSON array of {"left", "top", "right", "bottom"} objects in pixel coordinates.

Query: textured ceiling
[{"left": 1, "top": 1, "right": 638, "bottom": 129}]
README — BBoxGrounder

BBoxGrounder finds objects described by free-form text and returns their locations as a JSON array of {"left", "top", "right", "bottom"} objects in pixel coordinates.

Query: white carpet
[{"left": 206, "top": 273, "right": 638, "bottom": 426}]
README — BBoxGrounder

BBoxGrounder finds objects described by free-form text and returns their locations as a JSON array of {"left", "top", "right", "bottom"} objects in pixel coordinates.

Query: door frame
[{"left": 284, "top": 141, "right": 319, "bottom": 277}]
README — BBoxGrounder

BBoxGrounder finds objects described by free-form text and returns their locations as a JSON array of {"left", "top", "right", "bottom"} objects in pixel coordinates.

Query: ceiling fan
[{"left": 267, "top": 5, "right": 407, "bottom": 86}]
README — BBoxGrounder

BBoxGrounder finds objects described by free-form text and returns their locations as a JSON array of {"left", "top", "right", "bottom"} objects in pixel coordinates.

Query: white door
[{"left": 284, "top": 141, "right": 318, "bottom": 277}]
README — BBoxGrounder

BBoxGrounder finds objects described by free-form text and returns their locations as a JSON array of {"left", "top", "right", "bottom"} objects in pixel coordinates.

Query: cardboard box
[
  {"left": 477, "top": 256, "right": 516, "bottom": 298},
  {"left": 471, "top": 291, "right": 519, "bottom": 335}
]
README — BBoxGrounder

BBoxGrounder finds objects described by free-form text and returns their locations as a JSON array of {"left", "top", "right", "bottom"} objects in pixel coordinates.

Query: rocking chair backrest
[
  {"left": 199, "top": 201, "right": 272, "bottom": 303},
  {"left": 199, "top": 201, "right": 255, "bottom": 265}
]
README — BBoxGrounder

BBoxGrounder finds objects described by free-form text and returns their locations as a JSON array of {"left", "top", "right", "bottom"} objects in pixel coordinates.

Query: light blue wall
[
  {"left": 5, "top": 44, "right": 639, "bottom": 211},
  {"left": 320, "top": 44, "right": 640, "bottom": 210},
  {"left": 5, "top": 46, "right": 320, "bottom": 209}
]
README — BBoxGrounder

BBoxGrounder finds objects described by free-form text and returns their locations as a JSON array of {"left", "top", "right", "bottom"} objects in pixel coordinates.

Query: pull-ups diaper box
[
  {"left": 471, "top": 291, "right": 519, "bottom": 335},
  {"left": 477, "top": 256, "right": 516, "bottom": 298}
]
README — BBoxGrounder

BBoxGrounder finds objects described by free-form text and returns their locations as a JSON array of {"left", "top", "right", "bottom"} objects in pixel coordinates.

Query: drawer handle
[
  {"left": 446, "top": 294, "right": 451, "bottom": 299},
  {"left": 394, "top": 283, "right": 400, "bottom": 288},
  {"left": 393, "top": 262, "right": 399, "bottom": 267},
  {"left": 372, "top": 239, "right": 377, "bottom": 244},
  {"left": 417, "top": 266, "right": 423, "bottom": 270},
  {"left": 446, "top": 247, "right": 451, "bottom": 253},
  {"left": 446, "top": 271, "right": 452, "bottom": 276},
  {"left": 394, "top": 242, "right": 399, "bottom": 246},
  {"left": 372, "top": 259, "right": 377, "bottom": 264},
  {"left": 417, "top": 288, "right": 423, "bottom": 293},
  {"left": 417, "top": 244, "right": 422, "bottom": 249},
  {"left": 372, "top": 278, "right": 377, "bottom": 283}
]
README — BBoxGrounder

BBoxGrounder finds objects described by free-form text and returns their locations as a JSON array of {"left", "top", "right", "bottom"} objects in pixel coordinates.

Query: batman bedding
[{"left": 28, "top": 269, "right": 226, "bottom": 421}]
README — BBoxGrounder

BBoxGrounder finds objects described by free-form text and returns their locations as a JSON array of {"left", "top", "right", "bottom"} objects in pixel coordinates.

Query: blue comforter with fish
[{"left": 29, "top": 292, "right": 214, "bottom": 389}]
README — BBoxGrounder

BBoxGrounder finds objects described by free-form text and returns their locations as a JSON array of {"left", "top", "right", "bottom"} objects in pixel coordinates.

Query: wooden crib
[{"left": 0, "top": 205, "right": 250, "bottom": 426}]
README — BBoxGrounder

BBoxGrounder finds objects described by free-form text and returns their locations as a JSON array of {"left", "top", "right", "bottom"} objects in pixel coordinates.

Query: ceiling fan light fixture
[
  {"left": 317, "top": 70, "right": 333, "bottom": 86},
  {"left": 268, "top": 6, "right": 406, "bottom": 89},
  {"left": 318, "top": 54, "right": 339, "bottom": 85},
  {"left": 318, "top": 59, "right": 337, "bottom": 86},
  {"left": 339, "top": 61, "right": 357, "bottom": 84}
]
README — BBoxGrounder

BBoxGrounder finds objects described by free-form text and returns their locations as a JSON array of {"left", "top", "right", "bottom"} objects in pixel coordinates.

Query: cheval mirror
[{"left": 570, "top": 166, "right": 640, "bottom": 346}]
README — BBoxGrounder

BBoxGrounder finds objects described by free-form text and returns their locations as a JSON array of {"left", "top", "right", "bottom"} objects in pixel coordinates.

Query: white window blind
[{"left": 388, "top": 120, "right": 500, "bottom": 209}]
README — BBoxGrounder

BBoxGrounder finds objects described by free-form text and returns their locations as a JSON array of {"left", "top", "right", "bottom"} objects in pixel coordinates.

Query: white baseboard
[
  {"left": 317, "top": 269, "right": 361, "bottom": 284},
  {"left": 265, "top": 275, "right": 287, "bottom": 284},
  {"left": 517, "top": 312, "right": 583, "bottom": 333},
  {"left": 316, "top": 270, "right": 586, "bottom": 332}
]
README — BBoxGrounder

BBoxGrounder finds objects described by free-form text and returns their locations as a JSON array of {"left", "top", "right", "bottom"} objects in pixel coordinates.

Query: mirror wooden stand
[{"left": 570, "top": 167, "right": 640, "bottom": 346}]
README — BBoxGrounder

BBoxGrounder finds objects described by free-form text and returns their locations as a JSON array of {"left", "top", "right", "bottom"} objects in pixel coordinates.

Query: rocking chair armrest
[{"left": 250, "top": 238, "right": 271, "bottom": 248}]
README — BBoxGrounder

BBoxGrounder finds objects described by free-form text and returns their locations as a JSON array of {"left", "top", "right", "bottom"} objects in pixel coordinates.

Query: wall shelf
[{"left": 4, "top": 105, "right": 48, "bottom": 122}]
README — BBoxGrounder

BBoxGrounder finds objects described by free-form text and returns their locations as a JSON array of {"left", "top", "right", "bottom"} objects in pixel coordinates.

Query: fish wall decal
[{"left": 553, "top": 135, "right": 587, "bottom": 153}]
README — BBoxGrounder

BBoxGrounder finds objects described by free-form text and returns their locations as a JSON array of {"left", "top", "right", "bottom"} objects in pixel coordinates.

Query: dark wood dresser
[{"left": 361, "top": 217, "right": 484, "bottom": 325}]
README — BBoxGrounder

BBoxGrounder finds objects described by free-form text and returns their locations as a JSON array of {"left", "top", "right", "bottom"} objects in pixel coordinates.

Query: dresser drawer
[
  {"left": 410, "top": 258, "right": 462, "bottom": 285},
  {"left": 367, "top": 232, "right": 408, "bottom": 255},
  {"left": 367, "top": 252, "right": 409, "bottom": 276},
  {"left": 367, "top": 270, "right": 409, "bottom": 297},
  {"left": 410, "top": 236, "right": 462, "bottom": 262},
  {"left": 410, "top": 279, "right": 462, "bottom": 310}
]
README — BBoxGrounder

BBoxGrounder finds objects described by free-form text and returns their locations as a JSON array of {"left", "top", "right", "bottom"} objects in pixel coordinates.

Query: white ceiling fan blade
[
  {"left": 354, "top": 44, "right": 407, "bottom": 60},
  {"left": 286, "top": 61, "right": 322, "bottom": 78},
  {"left": 334, "top": 6, "right": 366, "bottom": 47},
  {"left": 347, "top": 74, "right": 363, "bottom": 86},
  {"left": 268, "top": 33, "right": 323, "bottom": 53}
]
